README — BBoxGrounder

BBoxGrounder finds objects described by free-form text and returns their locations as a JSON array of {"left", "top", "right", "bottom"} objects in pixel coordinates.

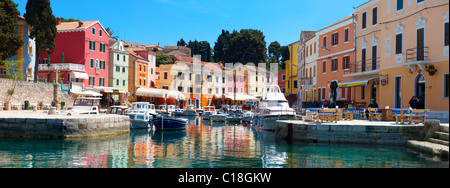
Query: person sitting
[
  {"left": 409, "top": 96, "right": 419, "bottom": 109},
  {"left": 366, "top": 99, "right": 378, "bottom": 119}
]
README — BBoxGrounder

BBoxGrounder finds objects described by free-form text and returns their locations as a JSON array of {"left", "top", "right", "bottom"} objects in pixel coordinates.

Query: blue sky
[{"left": 13, "top": 0, "right": 368, "bottom": 48}]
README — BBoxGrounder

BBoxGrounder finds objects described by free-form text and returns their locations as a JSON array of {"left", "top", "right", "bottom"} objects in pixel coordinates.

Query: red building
[
  {"left": 278, "top": 70, "right": 286, "bottom": 94},
  {"left": 38, "top": 18, "right": 110, "bottom": 88}
]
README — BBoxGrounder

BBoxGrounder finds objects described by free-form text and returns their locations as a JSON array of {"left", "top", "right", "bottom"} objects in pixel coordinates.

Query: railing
[
  {"left": 406, "top": 47, "right": 429, "bottom": 63},
  {"left": 39, "top": 63, "right": 85, "bottom": 72},
  {"left": 344, "top": 57, "right": 380, "bottom": 75}
]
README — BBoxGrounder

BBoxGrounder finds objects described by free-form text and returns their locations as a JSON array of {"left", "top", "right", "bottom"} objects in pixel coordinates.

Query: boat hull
[
  {"left": 254, "top": 115, "right": 298, "bottom": 131},
  {"left": 242, "top": 116, "right": 253, "bottom": 122},
  {"left": 154, "top": 117, "right": 188, "bottom": 131},
  {"left": 182, "top": 110, "right": 198, "bottom": 116},
  {"left": 130, "top": 120, "right": 151, "bottom": 129},
  {"left": 211, "top": 115, "right": 227, "bottom": 122}
]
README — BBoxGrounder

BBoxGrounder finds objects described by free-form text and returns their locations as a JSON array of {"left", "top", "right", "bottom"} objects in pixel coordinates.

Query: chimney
[
  {"left": 56, "top": 17, "right": 61, "bottom": 25},
  {"left": 78, "top": 21, "right": 83, "bottom": 27},
  {"left": 158, "top": 42, "right": 160, "bottom": 47}
]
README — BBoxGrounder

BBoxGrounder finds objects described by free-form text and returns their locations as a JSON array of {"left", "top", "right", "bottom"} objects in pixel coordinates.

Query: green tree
[
  {"left": 177, "top": 38, "right": 186, "bottom": 46},
  {"left": 225, "top": 29, "right": 267, "bottom": 64},
  {"left": 268, "top": 41, "right": 281, "bottom": 62},
  {"left": 60, "top": 17, "right": 79, "bottom": 22},
  {"left": 0, "top": 0, "right": 24, "bottom": 61},
  {"left": 3, "top": 59, "right": 25, "bottom": 102},
  {"left": 24, "top": 0, "right": 57, "bottom": 81},
  {"left": 214, "top": 30, "right": 231, "bottom": 63},
  {"left": 105, "top": 27, "right": 118, "bottom": 40},
  {"left": 156, "top": 53, "right": 173, "bottom": 67}
]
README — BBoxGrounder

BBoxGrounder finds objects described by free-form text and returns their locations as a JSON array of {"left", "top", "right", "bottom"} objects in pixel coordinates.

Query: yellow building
[
  {"left": 285, "top": 41, "right": 300, "bottom": 106},
  {"left": 353, "top": 0, "right": 449, "bottom": 120}
]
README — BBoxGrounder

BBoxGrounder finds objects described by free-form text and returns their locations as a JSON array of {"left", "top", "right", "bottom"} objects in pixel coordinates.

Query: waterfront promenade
[
  {"left": 275, "top": 119, "right": 449, "bottom": 159},
  {"left": 0, "top": 111, "right": 130, "bottom": 139}
]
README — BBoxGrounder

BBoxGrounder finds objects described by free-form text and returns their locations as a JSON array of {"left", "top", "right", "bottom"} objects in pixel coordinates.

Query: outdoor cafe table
[
  {"left": 393, "top": 109, "right": 409, "bottom": 124},
  {"left": 381, "top": 109, "right": 393, "bottom": 121}
]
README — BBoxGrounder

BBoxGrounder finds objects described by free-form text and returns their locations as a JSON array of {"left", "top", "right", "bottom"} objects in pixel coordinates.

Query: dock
[{"left": 0, "top": 111, "right": 130, "bottom": 139}]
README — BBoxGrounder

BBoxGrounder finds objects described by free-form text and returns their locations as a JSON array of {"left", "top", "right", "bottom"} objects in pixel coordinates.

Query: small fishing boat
[
  {"left": 226, "top": 114, "right": 241, "bottom": 122},
  {"left": 153, "top": 116, "right": 188, "bottom": 131},
  {"left": 128, "top": 102, "right": 157, "bottom": 129},
  {"left": 173, "top": 109, "right": 185, "bottom": 116},
  {"left": 211, "top": 112, "right": 228, "bottom": 122},
  {"left": 182, "top": 105, "right": 198, "bottom": 116},
  {"left": 201, "top": 106, "right": 217, "bottom": 120},
  {"left": 64, "top": 97, "right": 101, "bottom": 115},
  {"left": 241, "top": 111, "right": 254, "bottom": 122}
]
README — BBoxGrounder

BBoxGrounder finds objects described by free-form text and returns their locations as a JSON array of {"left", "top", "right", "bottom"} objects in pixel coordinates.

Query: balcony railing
[
  {"left": 39, "top": 63, "right": 85, "bottom": 72},
  {"left": 344, "top": 57, "right": 380, "bottom": 75},
  {"left": 406, "top": 47, "right": 429, "bottom": 63}
]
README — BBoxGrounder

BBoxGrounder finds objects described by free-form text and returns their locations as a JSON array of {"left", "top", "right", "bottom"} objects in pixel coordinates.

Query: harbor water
[{"left": 0, "top": 116, "right": 448, "bottom": 168}]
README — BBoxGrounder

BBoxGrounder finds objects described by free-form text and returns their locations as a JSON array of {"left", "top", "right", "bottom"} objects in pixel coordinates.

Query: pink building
[
  {"left": 38, "top": 18, "right": 110, "bottom": 88},
  {"left": 278, "top": 70, "right": 286, "bottom": 94}
]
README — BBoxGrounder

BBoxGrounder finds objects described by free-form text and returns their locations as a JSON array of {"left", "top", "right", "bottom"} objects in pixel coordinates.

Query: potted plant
[{"left": 38, "top": 101, "right": 44, "bottom": 110}]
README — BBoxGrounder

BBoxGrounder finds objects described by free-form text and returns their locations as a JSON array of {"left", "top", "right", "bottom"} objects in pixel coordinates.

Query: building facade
[
  {"left": 316, "top": 14, "right": 357, "bottom": 105},
  {"left": 38, "top": 19, "right": 110, "bottom": 89},
  {"left": 2, "top": 16, "right": 36, "bottom": 82},
  {"left": 285, "top": 41, "right": 300, "bottom": 106},
  {"left": 109, "top": 40, "right": 130, "bottom": 93},
  {"left": 298, "top": 31, "right": 318, "bottom": 106},
  {"left": 376, "top": 0, "right": 449, "bottom": 119}
]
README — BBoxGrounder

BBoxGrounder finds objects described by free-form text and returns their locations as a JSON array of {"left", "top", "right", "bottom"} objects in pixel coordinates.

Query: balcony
[
  {"left": 344, "top": 58, "right": 380, "bottom": 77},
  {"left": 39, "top": 63, "right": 85, "bottom": 72},
  {"left": 406, "top": 47, "right": 429, "bottom": 63}
]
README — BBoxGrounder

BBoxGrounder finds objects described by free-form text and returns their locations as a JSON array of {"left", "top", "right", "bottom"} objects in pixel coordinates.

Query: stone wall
[
  {"left": 275, "top": 120, "right": 425, "bottom": 145},
  {"left": 0, "top": 78, "right": 74, "bottom": 108},
  {"left": 0, "top": 112, "right": 130, "bottom": 139}
]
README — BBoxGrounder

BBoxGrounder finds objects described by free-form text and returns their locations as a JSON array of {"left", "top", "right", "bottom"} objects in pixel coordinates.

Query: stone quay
[
  {"left": 0, "top": 111, "right": 130, "bottom": 139},
  {"left": 276, "top": 120, "right": 431, "bottom": 145}
]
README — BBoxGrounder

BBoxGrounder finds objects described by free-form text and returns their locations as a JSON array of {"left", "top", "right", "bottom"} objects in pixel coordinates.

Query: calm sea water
[{"left": 0, "top": 117, "right": 448, "bottom": 168}]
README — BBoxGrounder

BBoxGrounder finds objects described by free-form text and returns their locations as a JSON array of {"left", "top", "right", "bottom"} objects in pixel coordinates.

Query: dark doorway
[
  {"left": 415, "top": 74, "right": 426, "bottom": 109},
  {"left": 395, "top": 77, "right": 402, "bottom": 108}
]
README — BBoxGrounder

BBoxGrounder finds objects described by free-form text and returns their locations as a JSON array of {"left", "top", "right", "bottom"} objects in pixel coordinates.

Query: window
[
  {"left": 323, "top": 36, "right": 327, "bottom": 48},
  {"left": 332, "top": 32, "right": 339, "bottom": 46},
  {"left": 99, "top": 29, "right": 103, "bottom": 37},
  {"left": 332, "top": 59, "right": 338, "bottom": 72},
  {"left": 306, "top": 46, "right": 309, "bottom": 57},
  {"left": 99, "top": 43, "right": 105, "bottom": 53},
  {"left": 344, "top": 28, "right": 349, "bottom": 42},
  {"left": 397, "top": 0, "right": 404, "bottom": 11},
  {"left": 143, "top": 65, "right": 146, "bottom": 72},
  {"left": 123, "top": 80, "right": 126, "bottom": 86},
  {"left": 117, "top": 54, "right": 120, "bottom": 61},
  {"left": 92, "top": 27, "right": 95, "bottom": 35},
  {"left": 294, "top": 80, "right": 298, "bottom": 89},
  {"left": 282, "top": 74, "right": 285, "bottom": 81},
  {"left": 343, "top": 56, "right": 350, "bottom": 69},
  {"left": 314, "top": 42, "right": 317, "bottom": 53},
  {"left": 164, "top": 72, "right": 168, "bottom": 80},
  {"left": 90, "top": 59, "right": 94, "bottom": 68},
  {"left": 322, "top": 88, "right": 326, "bottom": 100},
  {"left": 445, "top": 22, "right": 449, "bottom": 46},
  {"left": 417, "top": 0, "right": 425, "bottom": 4},
  {"left": 341, "top": 88, "right": 346, "bottom": 99},
  {"left": 89, "top": 76, "right": 95, "bottom": 86},
  {"left": 322, "top": 60, "right": 327, "bottom": 73},
  {"left": 362, "top": 12, "right": 367, "bottom": 29},
  {"left": 318, "top": 88, "right": 322, "bottom": 100},
  {"left": 372, "top": 7, "right": 378, "bottom": 25},
  {"left": 89, "top": 41, "right": 95, "bottom": 50},
  {"left": 116, "top": 79, "right": 119, "bottom": 86},
  {"left": 99, "top": 77, "right": 104, "bottom": 86},
  {"left": 444, "top": 74, "right": 449, "bottom": 98},
  {"left": 310, "top": 44, "right": 312, "bottom": 56},
  {"left": 361, "top": 86, "right": 365, "bottom": 100},
  {"left": 395, "top": 33, "right": 403, "bottom": 54}
]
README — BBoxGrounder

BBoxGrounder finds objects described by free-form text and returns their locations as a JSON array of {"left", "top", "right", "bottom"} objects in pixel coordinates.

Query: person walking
[{"left": 409, "top": 96, "right": 419, "bottom": 109}]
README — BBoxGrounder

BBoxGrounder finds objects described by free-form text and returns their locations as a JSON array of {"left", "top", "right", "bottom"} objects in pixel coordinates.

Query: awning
[
  {"left": 224, "top": 94, "right": 258, "bottom": 101},
  {"left": 136, "top": 88, "right": 168, "bottom": 98},
  {"left": 71, "top": 72, "right": 89, "bottom": 79},
  {"left": 338, "top": 77, "right": 378, "bottom": 88},
  {"left": 92, "top": 87, "right": 114, "bottom": 93},
  {"left": 167, "top": 90, "right": 186, "bottom": 100},
  {"left": 71, "top": 90, "right": 102, "bottom": 97}
]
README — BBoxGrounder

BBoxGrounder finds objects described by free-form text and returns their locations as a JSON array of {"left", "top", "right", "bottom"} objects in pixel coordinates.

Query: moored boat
[
  {"left": 128, "top": 102, "right": 157, "bottom": 129},
  {"left": 182, "top": 105, "right": 198, "bottom": 116},
  {"left": 153, "top": 116, "right": 188, "bottom": 131},
  {"left": 253, "top": 85, "right": 299, "bottom": 131},
  {"left": 211, "top": 112, "right": 228, "bottom": 122},
  {"left": 64, "top": 97, "right": 101, "bottom": 115},
  {"left": 241, "top": 111, "right": 254, "bottom": 122}
]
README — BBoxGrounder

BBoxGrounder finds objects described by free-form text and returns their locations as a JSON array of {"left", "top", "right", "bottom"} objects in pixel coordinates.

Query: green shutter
[{"left": 397, "top": 0, "right": 403, "bottom": 11}]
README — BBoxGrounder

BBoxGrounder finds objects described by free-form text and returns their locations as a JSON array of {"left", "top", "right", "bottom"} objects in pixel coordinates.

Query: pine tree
[
  {"left": 0, "top": 0, "right": 24, "bottom": 61},
  {"left": 24, "top": 0, "right": 57, "bottom": 81}
]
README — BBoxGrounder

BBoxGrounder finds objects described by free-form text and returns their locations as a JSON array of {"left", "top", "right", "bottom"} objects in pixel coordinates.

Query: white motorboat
[
  {"left": 182, "top": 105, "right": 198, "bottom": 116},
  {"left": 241, "top": 111, "right": 254, "bottom": 122},
  {"left": 127, "top": 102, "right": 157, "bottom": 129},
  {"left": 201, "top": 106, "right": 217, "bottom": 120},
  {"left": 64, "top": 97, "right": 101, "bottom": 115},
  {"left": 173, "top": 109, "right": 185, "bottom": 116},
  {"left": 253, "top": 85, "right": 299, "bottom": 131},
  {"left": 211, "top": 112, "right": 228, "bottom": 122},
  {"left": 157, "top": 105, "right": 175, "bottom": 116}
]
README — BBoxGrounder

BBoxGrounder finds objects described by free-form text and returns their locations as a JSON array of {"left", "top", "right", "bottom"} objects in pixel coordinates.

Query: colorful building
[
  {"left": 2, "top": 16, "right": 36, "bottom": 82},
  {"left": 278, "top": 70, "right": 286, "bottom": 93},
  {"left": 375, "top": 0, "right": 449, "bottom": 119},
  {"left": 285, "top": 41, "right": 300, "bottom": 106},
  {"left": 316, "top": 14, "right": 357, "bottom": 105},
  {"left": 298, "top": 31, "right": 317, "bottom": 106},
  {"left": 108, "top": 39, "right": 130, "bottom": 93},
  {"left": 38, "top": 18, "right": 110, "bottom": 89},
  {"left": 126, "top": 47, "right": 151, "bottom": 101}
]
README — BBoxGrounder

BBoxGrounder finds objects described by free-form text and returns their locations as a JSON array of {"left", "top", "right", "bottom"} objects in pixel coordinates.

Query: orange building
[
  {"left": 126, "top": 48, "right": 150, "bottom": 101},
  {"left": 316, "top": 14, "right": 357, "bottom": 105}
]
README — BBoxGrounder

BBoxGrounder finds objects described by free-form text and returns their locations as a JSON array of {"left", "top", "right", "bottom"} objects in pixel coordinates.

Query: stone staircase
[
  {"left": 428, "top": 125, "right": 449, "bottom": 147},
  {"left": 406, "top": 124, "right": 449, "bottom": 159}
]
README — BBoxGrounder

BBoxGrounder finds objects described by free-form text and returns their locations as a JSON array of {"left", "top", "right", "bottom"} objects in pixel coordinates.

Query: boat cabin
[{"left": 71, "top": 97, "right": 101, "bottom": 115}]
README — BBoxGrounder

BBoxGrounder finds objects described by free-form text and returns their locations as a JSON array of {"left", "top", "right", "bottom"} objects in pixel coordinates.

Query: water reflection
[{"left": 0, "top": 116, "right": 448, "bottom": 168}]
